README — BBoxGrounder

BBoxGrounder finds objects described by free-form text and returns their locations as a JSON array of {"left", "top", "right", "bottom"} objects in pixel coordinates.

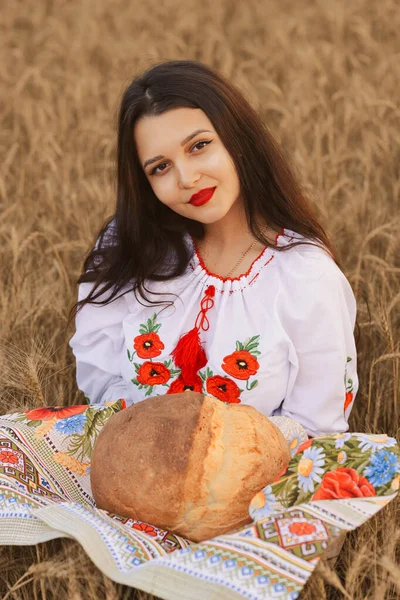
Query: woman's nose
[{"left": 176, "top": 162, "right": 200, "bottom": 189}]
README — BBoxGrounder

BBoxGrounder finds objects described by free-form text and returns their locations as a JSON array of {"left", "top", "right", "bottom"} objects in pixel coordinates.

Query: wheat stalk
[{"left": 53, "top": 452, "right": 90, "bottom": 476}]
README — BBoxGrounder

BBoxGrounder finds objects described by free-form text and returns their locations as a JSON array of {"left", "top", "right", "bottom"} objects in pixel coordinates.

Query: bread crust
[
  {"left": 90, "top": 392, "right": 290, "bottom": 542},
  {"left": 178, "top": 398, "right": 290, "bottom": 540}
]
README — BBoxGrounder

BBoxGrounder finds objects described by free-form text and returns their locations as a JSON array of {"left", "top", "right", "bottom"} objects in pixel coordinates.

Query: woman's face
[{"left": 134, "top": 107, "right": 242, "bottom": 224}]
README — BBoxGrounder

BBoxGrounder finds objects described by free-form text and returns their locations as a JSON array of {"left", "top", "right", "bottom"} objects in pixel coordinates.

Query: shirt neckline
[{"left": 188, "top": 228, "right": 284, "bottom": 284}]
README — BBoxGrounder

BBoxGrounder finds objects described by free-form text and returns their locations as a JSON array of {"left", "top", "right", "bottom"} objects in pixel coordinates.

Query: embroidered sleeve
[
  {"left": 69, "top": 282, "right": 133, "bottom": 406},
  {"left": 277, "top": 261, "right": 358, "bottom": 437}
]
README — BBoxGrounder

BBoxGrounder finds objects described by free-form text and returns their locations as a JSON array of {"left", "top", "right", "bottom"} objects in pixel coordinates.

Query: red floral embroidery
[
  {"left": 0, "top": 450, "right": 19, "bottom": 464},
  {"left": 136, "top": 362, "right": 171, "bottom": 386},
  {"left": 288, "top": 522, "right": 316, "bottom": 536},
  {"left": 312, "top": 468, "right": 376, "bottom": 500},
  {"left": 219, "top": 336, "right": 261, "bottom": 392},
  {"left": 25, "top": 405, "right": 88, "bottom": 422},
  {"left": 134, "top": 332, "right": 164, "bottom": 359},
  {"left": 167, "top": 375, "right": 203, "bottom": 394},
  {"left": 344, "top": 356, "right": 354, "bottom": 412},
  {"left": 133, "top": 522, "right": 157, "bottom": 537},
  {"left": 222, "top": 350, "right": 260, "bottom": 381},
  {"left": 130, "top": 314, "right": 264, "bottom": 401},
  {"left": 130, "top": 313, "right": 181, "bottom": 396},
  {"left": 206, "top": 375, "right": 241, "bottom": 403},
  {"left": 344, "top": 392, "right": 353, "bottom": 411}
]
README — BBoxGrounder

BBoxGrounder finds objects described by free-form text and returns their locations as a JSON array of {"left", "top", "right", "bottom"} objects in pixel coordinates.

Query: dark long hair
[{"left": 67, "top": 59, "right": 339, "bottom": 328}]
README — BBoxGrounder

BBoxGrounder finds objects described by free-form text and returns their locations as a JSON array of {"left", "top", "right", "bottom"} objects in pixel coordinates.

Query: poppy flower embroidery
[
  {"left": 167, "top": 374, "right": 203, "bottom": 394},
  {"left": 136, "top": 362, "right": 171, "bottom": 386},
  {"left": 128, "top": 313, "right": 181, "bottom": 396},
  {"left": 198, "top": 367, "right": 241, "bottom": 403},
  {"left": 207, "top": 375, "right": 241, "bottom": 404},
  {"left": 25, "top": 405, "right": 88, "bottom": 422},
  {"left": 221, "top": 335, "right": 261, "bottom": 391},
  {"left": 312, "top": 467, "right": 376, "bottom": 500},
  {"left": 128, "top": 314, "right": 165, "bottom": 360},
  {"left": 134, "top": 331, "right": 165, "bottom": 359},
  {"left": 344, "top": 356, "right": 355, "bottom": 412}
]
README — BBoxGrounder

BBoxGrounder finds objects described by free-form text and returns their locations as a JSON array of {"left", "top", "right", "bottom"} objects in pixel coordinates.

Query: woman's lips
[{"left": 189, "top": 187, "right": 216, "bottom": 206}]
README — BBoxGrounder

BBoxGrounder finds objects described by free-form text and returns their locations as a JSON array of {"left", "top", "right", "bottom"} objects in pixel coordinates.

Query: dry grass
[{"left": 0, "top": 0, "right": 399, "bottom": 597}]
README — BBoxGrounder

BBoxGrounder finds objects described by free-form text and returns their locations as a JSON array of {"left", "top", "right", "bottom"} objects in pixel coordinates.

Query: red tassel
[
  {"left": 170, "top": 326, "right": 208, "bottom": 373},
  {"left": 170, "top": 285, "right": 215, "bottom": 386}
]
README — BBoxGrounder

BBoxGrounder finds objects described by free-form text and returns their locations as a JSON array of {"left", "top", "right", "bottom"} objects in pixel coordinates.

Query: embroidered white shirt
[{"left": 69, "top": 228, "right": 358, "bottom": 437}]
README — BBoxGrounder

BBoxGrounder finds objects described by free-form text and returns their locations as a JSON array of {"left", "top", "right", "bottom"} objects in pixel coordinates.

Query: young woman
[{"left": 68, "top": 59, "right": 358, "bottom": 439}]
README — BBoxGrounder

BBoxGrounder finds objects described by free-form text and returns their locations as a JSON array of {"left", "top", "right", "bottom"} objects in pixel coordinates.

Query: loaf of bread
[{"left": 90, "top": 392, "right": 290, "bottom": 542}]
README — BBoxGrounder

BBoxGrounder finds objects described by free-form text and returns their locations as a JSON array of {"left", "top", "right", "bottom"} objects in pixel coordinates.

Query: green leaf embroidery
[
  {"left": 13, "top": 414, "right": 31, "bottom": 422},
  {"left": 243, "top": 337, "right": 261, "bottom": 356},
  {"left": 293, "top": 487, "right": 310, "bottom": 506},
  {"left": 246, "top": 380, "right": 258, "bottom": 391},
  {"left": 66, "top": 404, "right": 121, "bottom": 462},
  {"left": 245, "top": 335, "right": 260, "bottom": 346},
  {"left": 278, "top": 477, "right": 300, "bottom": 508},
  {"left": 170, "top": 368, "right": 182, "bottom": 377},
  {"left": 245, "top": 344, "right": 259, "bottom": 352}
]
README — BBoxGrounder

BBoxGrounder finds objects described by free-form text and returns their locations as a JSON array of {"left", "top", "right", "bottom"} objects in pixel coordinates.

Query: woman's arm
[
  {"left": 69, "top": 281, "right": 134, "bottom": 405},
  {"left": 276, "top": 257, "right": 358, "bottom": 437}
]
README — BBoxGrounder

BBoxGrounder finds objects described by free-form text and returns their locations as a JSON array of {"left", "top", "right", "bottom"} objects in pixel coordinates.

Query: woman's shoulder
[
  {"left": 275, "top": 228, "right": 342, "bottom": 284},
  {"left": 273, "top": 229, "right": 356, "bottom": 317}
]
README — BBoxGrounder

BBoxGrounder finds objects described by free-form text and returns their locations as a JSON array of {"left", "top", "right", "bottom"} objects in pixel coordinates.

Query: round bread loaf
[{"left": 90, "top": 392, "right": 290, "bottom": 542}]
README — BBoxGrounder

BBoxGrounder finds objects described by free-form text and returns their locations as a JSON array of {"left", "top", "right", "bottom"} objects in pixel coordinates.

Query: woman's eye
[
  {"left": 192, "top": 140, "right": 212, "bottom": 152},
  {"left": 151, "top": 162, "right": 168, "bottom": 175},
  {"left": 150, "top": 140, "right": 212, "bottom": 175}
]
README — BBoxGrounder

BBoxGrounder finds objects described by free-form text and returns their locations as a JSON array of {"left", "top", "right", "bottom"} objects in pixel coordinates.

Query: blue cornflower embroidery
[
  {"left": 364, "top": 450, "right": 400, "bottom": 487},
  {"left": 55, "top": 413, "right": 87, "bottom": 435}
]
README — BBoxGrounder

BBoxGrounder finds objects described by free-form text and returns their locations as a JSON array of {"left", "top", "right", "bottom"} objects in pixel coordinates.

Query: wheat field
[{"left": 0, "top": 0, "right": 399, "bottom": 598}]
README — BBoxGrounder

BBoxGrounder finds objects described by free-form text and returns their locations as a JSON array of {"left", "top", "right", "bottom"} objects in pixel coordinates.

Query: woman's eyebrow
[{"left": 143, "top": 129, "right": 213, "bottom": 170}]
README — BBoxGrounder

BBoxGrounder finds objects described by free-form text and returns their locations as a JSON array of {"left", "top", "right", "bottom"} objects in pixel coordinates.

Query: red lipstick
[{"left": 189, "top": 187, "right": 216, "bottom": 206}]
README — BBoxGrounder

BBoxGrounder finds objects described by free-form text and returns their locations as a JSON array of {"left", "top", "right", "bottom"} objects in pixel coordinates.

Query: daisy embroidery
[
  {"left": 356, "top": 434, "right": 397, "bottom": 454},
  {"left": 333, "top": 432, "right": 352, "bottom": 449},
  {"left": 297, "top": 446, "right": 326, "bottom": 493},
  {"left": 249, "top": 485, "right": 276, "bottom": 518}
]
